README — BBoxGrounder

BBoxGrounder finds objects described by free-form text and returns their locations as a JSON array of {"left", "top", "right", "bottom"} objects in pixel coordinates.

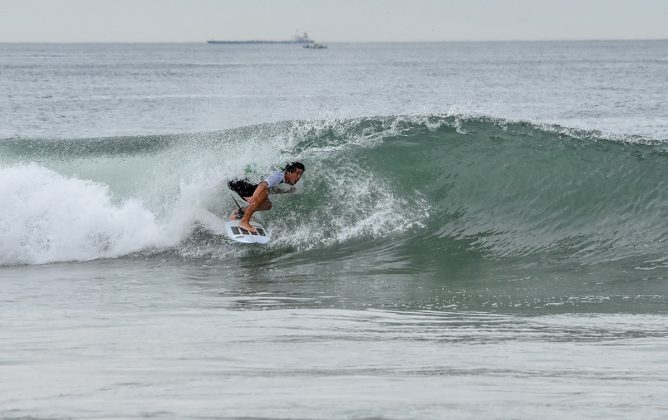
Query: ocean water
[{"left": 1, "top": 41, "right": 668, "bottom": 419}]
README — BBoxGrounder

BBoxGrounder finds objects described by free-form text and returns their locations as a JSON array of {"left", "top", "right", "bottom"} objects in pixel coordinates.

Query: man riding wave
[{"left": 227, "top": 161, "right": 305, "bottom": 233}]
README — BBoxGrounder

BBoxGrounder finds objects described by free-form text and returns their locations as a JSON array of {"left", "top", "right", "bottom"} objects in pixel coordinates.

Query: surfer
[{"left": 227, "top": 161, "right": 305, "bottom": 233}]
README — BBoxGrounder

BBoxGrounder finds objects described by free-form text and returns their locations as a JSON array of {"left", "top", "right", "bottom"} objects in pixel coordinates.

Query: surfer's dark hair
[{"left": 285, "top": 161, "right": 305, "bottom": 173}]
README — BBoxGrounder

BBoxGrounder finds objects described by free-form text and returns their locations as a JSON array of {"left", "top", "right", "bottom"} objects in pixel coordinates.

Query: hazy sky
[{"left": 1, "top": 0, "right": 667, "bottom": 43}]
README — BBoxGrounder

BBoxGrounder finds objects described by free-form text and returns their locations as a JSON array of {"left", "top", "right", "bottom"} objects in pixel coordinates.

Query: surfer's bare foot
[
  {"left": 228, "top": 211, "right": 238, "bottom": 221},
  {"left": 239, "top": 221, "right": 257, "bottom": 233}
]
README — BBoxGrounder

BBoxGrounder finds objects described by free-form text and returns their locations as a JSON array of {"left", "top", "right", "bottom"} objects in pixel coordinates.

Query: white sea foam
[{"left": 0, "top": 164, "right": 177, "bottom": 265}]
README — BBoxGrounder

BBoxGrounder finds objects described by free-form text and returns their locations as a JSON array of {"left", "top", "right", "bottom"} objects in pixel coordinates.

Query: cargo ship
[{"left": 207, "top": 31, "right": 314, "bottom": 45}]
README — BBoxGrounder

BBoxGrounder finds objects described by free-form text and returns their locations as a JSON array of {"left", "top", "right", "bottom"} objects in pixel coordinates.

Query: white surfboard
[{"left": 224, "top": 219, "right": 271, "bottom": 244}]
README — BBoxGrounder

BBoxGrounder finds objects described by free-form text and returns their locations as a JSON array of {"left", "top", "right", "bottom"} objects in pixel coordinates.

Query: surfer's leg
[
  {"left": 257, "top": 198, "right": 272, "bottom": 211},
  {"left": 239, "top": 189, "right": 269, "bottom": 233},
  {"left": 233, "top": 198, "right": 269, "bottom": 222},
  {"left": 228, "top": 179, "right": 256, "bottom": 221}
]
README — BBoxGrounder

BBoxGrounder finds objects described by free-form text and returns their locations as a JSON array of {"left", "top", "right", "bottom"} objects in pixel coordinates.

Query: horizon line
[{"left": 1, "top": 37, "right": 667, "bottom": 44}]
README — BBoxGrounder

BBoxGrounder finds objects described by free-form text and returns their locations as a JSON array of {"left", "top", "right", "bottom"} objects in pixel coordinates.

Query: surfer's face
[{"left": 285, "top": 168, "right": 304, "bottom": 185}]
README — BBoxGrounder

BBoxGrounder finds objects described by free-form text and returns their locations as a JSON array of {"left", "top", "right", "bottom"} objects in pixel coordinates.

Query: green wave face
[{"left": 1, "top": 115, "right": 667, "bottom": 275}]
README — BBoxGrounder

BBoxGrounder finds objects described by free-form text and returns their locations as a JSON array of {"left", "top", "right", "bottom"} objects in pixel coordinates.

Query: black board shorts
[{"left": 227, "top": 179, "right": 258, "bottom": 199}]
